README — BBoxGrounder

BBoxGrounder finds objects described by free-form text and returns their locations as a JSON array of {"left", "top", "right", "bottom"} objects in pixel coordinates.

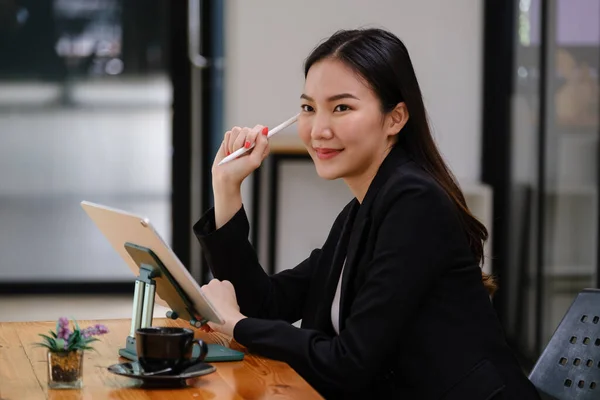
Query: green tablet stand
[{"left": 119, "top": 242, "right": 209, "bottom": 361}]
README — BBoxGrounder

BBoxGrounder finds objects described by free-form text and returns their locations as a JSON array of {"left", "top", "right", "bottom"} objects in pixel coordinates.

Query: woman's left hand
[{"left": 200, "top": 279, "right": 246, "bottom": 337}]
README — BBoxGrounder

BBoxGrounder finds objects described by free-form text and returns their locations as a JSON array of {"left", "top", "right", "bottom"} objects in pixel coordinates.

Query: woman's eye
[
  {"left": 334, "top": 104, "right": 350, "bottom": 112},
  {"left": 301, "top": 104, "right": 314, "bottom": 112}
]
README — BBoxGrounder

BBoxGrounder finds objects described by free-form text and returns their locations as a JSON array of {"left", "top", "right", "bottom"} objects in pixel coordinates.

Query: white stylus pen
[{"left": 217, "top": 113, "right": 300, "bottom": 166}]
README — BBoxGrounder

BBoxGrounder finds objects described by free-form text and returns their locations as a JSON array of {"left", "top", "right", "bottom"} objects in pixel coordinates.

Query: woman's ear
[{"left": 386, "top": 102, "right": 409, "bottom": 138}]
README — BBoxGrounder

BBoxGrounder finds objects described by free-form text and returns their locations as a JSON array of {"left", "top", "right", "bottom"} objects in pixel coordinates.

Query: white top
[{"left": 331, "top": 261, "right": 345, "bottom": 335}]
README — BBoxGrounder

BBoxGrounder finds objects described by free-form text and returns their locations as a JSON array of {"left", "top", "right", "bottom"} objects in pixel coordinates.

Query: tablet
[{"left": 80, "top": 200, "right": 223, "bottom": 325}]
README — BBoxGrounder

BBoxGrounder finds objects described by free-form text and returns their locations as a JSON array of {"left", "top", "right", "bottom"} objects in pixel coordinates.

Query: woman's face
[{"left": 298, "top": 58, "right": 397, "bottom": 181}]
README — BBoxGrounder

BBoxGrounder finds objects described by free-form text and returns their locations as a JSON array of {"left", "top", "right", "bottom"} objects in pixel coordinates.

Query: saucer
[{"left": 107, "top": 361, "right": 216, "bottom": 387}]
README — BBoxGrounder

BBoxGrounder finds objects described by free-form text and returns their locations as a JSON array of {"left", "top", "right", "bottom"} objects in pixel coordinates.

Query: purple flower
[
  {"left": 81, "top": 324, "right": 109, "bottom": 339},
  {"left": 42, "top": 317, "right": 108, "bottom": 353},
  {"left": 58, "top": 317, "right": 69, "bottom": 329},
  {"left": 63, "top": 328, "right": 72, "bottom": 340},
  {"left": 95, "top": 324, "right": 109, "bottom": 335},
  {"left": 56, "top": 319, "right": 72, "bottom": 341}
]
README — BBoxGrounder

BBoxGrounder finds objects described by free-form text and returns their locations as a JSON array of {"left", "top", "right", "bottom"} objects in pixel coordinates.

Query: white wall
[
  {"left": 223, "top": 1, "right": 488, "bottom": 271},
  {"left": 224, "top": 0, "right": 483, "bottom": 182}
]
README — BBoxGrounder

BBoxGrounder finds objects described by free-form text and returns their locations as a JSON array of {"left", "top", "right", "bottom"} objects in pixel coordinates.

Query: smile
[{"left": 314, "top": 148, "right": 343, "bottom": 160}]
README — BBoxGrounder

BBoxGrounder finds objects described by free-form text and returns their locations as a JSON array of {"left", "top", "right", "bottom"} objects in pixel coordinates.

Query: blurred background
[{"left": 0, "top": 0, "right": 597, "bottom": 370}]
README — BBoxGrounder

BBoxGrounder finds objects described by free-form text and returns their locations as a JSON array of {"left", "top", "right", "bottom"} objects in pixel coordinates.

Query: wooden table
[{"left": 0, "top": 318, "right": 322, "bottom": 399}]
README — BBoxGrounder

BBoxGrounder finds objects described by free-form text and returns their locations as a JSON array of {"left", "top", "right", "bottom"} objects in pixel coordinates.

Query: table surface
[{"left": 0, "top": 318, "right": 322, "bottom": 400}]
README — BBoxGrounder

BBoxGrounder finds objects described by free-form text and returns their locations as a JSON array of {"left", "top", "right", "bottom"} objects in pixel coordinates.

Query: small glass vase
[{"left": 47, "top": 350, "right": 84, "bottom": 389}]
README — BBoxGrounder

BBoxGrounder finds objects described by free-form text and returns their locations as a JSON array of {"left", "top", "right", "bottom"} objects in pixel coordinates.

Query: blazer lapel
[
  {"left": 316, "top": 199, "right": 359, "bottom": 334},
  {"left": 337, "top": 145, "right": 413, "bottom": 331},
  {"left": 338, "top": 211, "right": 370, "bottom": 331}
]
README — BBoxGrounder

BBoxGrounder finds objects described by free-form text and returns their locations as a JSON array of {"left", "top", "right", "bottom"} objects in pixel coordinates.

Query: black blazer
[{"left": 194, "top": 146, "right": 541, "bottom": 400}]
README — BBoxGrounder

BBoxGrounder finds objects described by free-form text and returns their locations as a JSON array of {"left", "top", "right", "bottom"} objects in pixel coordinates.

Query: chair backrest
[{"left": 529, "top": 289, "right": 600, "bottom": 399}]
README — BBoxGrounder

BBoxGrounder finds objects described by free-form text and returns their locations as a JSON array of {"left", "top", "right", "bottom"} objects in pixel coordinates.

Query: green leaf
[
  {"left": 36, "top": 334, "right": 58, "bottom": 351},
  {"left": 66, "top": 332, "right": 77, "bottom": 347},
  {"left": 67, "top": 340, "right": 80, "bottom": 351},
  {"left": 34, "top": 343, "right": 54, "bottom": 351},
  {"left": 70, "top": 330, "right": 80, "bottom": 342},
  {"left": 67, "top": 333, "right": 88, "bottom": 351},
  {"left": 38, "top": 333, "right": 54, "bottom": 342},
  {"left": 80, "top": 346, "right": 98, "bottom": 353},
  {"left": 38, "top": 334, "right": 56, "bottom": 346},
  {"left": 66, "top": 337, "right": 78, "bottom": 351},
  {"left": 55, "top": 338, "right": 65, "bottom": 350},
  {"left": 50, "top": 331, "right": 57, "bottom": 339}
]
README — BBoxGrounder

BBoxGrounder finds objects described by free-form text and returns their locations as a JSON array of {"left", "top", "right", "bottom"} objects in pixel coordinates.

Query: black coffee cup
[{"left": 136, "top": 327, "right": 208, "bottom": 374}]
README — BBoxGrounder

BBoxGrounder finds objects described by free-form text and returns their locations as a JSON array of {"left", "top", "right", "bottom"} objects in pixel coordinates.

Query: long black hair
[{"left": 304, "top": 28, "right": 496, "bottom": 295}]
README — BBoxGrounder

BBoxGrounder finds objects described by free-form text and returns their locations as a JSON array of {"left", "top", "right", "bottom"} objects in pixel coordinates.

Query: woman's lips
[{"left": 314, "top": 148, "right": 343, "bottom": 160}]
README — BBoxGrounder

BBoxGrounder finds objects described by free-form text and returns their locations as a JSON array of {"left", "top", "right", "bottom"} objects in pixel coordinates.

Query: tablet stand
[{"left": 119, "top": 242, "right": 207, "bottom": 360}]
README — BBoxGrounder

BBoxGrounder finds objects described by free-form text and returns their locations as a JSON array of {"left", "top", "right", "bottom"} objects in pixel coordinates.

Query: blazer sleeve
[
  {"left": 231, "top": 178, "right": 463, "bottom": 394},
  {"left": 194, "top": 205, "right": 333, "bottom": 323}
]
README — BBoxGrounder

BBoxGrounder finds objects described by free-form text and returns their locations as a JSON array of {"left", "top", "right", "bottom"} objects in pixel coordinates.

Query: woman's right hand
[{"left": 211, "top": 125, "right": 270, "bottom": 192}]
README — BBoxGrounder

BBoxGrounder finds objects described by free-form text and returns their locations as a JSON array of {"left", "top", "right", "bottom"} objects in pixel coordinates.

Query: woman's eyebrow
[{"left": 300, "top": 93, "right": 360, "bottom": 102}]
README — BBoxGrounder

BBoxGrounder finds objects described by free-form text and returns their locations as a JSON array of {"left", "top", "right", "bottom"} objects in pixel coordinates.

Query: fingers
[
  {"left": 201, "top": 279, "right": 216, "bottom": 293},
  {"left": 249, "top": 129, "right": 270, "bottom": 166},
  {"left": 205, "top": 278, "right": 234, "bottom": 290},
  {"left": 202, "top": 278, "right": 228, "bottom": 291},
  {"left": 223, "top": 128, "right": 240, "bottom": 156},
  {"left": 243, "top": 125, "right": 263, "bottom": 153},
  {"left": 230, "top": 127, "right": 245, "bottom": 155},
  {"left": 223, "top": 125, "right": 268, "bottom": 156},
  {"left": 222, "top": 130, "right": 232, "bottom": 156}
]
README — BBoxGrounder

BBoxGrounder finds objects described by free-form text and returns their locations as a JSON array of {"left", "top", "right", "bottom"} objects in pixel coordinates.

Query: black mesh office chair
[{"left": 529, "top": 289, "right": 600, "bottom": 400}]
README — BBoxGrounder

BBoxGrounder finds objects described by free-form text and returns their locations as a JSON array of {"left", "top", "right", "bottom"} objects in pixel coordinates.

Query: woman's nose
[{"left": 311, "top": 114, "right": 333, "bottom": 140}]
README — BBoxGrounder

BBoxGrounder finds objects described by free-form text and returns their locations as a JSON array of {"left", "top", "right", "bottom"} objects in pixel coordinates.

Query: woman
[{"left": 194, "top": 28, "right": 540, "bottom": 399}]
